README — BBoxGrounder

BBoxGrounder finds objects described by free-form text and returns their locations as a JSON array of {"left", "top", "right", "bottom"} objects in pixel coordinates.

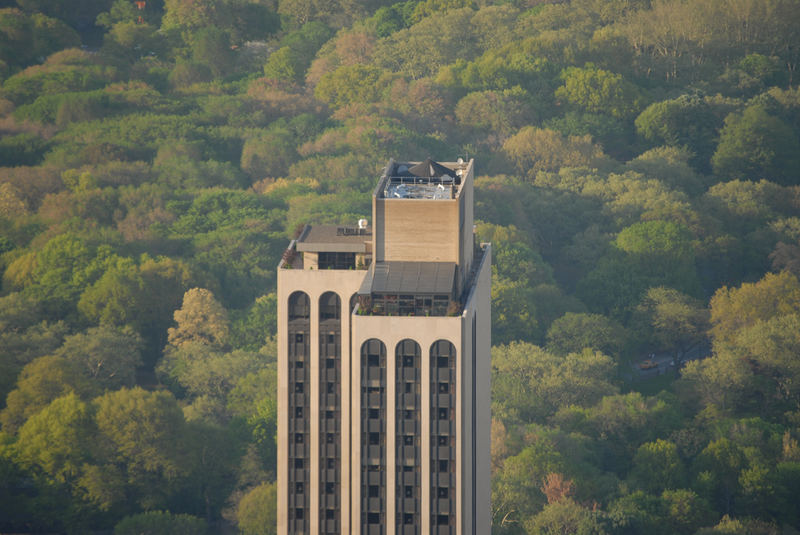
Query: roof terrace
[{"left": 377, "top": 158, "right": 470, "bottom": 200}]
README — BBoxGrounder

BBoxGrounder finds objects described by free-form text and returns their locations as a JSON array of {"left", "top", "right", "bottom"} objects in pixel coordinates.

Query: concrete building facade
[{"left": 277, "top": 158, "right": 491, "bottom": 534}]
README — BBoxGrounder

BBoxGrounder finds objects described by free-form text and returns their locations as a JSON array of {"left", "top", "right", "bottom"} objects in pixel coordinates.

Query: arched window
[
  {"left": 430, "top": 340, "right": 456, "bottom": 534},
  {"left": 396, "top": 339, "right": 421, "bottom": 534},
  {"left": 360, "top": 339, "right": 386, "bottom": 533},
  {"left": 287, "top": 290, "right": 310, "bottom": 533},
  {"left": 319, "top": 292, "right": 340, "bottom": 321},
  {"left": 319, "top": 291, "right": 341, "bottom": 534},
  {"left": 288, "top": 291, "right": 310, "bottom": 321}
]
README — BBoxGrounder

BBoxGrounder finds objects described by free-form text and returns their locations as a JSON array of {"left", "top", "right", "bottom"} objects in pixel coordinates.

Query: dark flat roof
[
  {"left": 296, "top": 225, "right": 369, "bottom": 253},
  {"left": 359, "top": 261, "right": 455, "bottom": 295}
]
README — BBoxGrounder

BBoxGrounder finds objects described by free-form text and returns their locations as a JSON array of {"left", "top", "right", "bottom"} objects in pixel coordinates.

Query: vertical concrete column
[
  {"left": 277, "top": 285, "right": 288, "bottom": 535},
  {"left": 350, "top": 335, "right": 362, "bottom": 532},
  {"left": 340, "top": 296, "right": 352, "bottom": 535},
  {"left": 420, "top": 339, "right": 431, "bottom": 535},
  {"left": 455, "top": 332, "right": 463, "bottom": 535},
  {"left": 386, "top": 339, "right": 396, "bottom": 535}
]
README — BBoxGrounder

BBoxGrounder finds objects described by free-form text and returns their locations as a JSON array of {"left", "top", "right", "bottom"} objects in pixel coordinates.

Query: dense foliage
[{"left": 1, "top": 0, "right": 799, "bottom": 533}]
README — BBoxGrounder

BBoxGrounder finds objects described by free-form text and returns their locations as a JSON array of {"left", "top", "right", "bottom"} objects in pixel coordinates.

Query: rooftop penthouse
[{"left": 280, "top": 158, "right": 479, "bottom": 316}]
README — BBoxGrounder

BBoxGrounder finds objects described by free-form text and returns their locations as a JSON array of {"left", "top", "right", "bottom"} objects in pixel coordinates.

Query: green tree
[
  {"left": 503, "top": 127, "right": 606, "bottom": 180},
  {"left": 526, "top": 498, "right": 607, "bottom": 535},
  {"left": 492, "top": 342, "right": 617, "bottom": 424},
  {"left": 615, "top": 220, "right": 700, "bottom": 295},
  {"left": 635, "top": 94, "right": 730, "bottom": 172},
  {"left": 241, "top": 129, "right": 298, "bottom": 180},
  {"left": 554, "top": 392, "right": 683, "bottom": 474},
  {"left": 190, "top": 27, "right": 234, "bottom": 78},
  {"left": 92, "top": 387, "right": 187, "bottom": 511},
  {"left": 167, "top": 288, "right": 230, "bottom": 351},
  {"left": 546, "top": 312, "right": 628, "bottom": 360},
  {"left": 694, "top": 438, "right": 747, "bottom": 515},
  {"left": 660, "top": 489, "right": 715, "bottom": 535},
  {"left": 712, "top": 105, "right": 800, "bottom": 186},
  {"left": 113, "top": 511, "right": 208, "bottom": 535},
  {"left": 556, "top": 65, "right": 647, "bottom": 119},
  {"left": 314, "top": 64, "right": 389, "bottom": 108},
  {"left": 78, "top": 257, "right": 144, "bottom": 327},
  {"left": 236, "top": 482, "right": 277, "bottom": 535},
  {"left": 629, "top": 439, "right": 687, "bottom": 493},
  {"left": 634, "top": 286, "right": 709, "bottom": 367},
  {"left": 0, "top": 355, "right": 94, "bottom": 433},
  {"left": 709, "top": 271, "right": 800, "bottom": 348},
  {"left": 14, "top": 393, "right": 94, "bottom": 486},
  {"left": 230, "top": 294, "right": 278, "bottom": 351},
  {"left": 492, "top": 277, "right": 540, "bottom": 345},
  {"left": 455, "top": 87, "right": 536, "bottom": 144},
  {"left": 694, "top": 515, "right": 782, "bottom": 535},
  {"left": 55, "top": 326, "right": 143, "bottom": 390}
]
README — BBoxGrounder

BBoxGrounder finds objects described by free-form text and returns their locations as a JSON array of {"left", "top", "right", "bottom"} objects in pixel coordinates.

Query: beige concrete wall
[
  {"left": 277, "top": 267, "right": 367, "bottom": 535},
  {"left": 458, "top": 164, "right": 475, "bottom": 290},
  {"left": 303, "top": 252, "right": 319, "bottom": 270},
  {"left": 351, "top": 314, "right": 463, "bottom": 534},
  {"left": 472, "top": 246, "right": 492, "bottom": 535},
  {"left": 374, "top": 198, "right": 460, "bottom": 264}
]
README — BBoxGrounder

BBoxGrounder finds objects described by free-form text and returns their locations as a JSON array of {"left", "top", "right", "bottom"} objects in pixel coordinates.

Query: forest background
[{"left": 1, "top": 0, "right": 800, "bottom": 533}]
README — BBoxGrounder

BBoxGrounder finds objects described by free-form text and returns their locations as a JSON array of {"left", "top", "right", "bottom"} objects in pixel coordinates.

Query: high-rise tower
[{"left": 277, "top": 158, "right": 491, "bottom": 534}]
